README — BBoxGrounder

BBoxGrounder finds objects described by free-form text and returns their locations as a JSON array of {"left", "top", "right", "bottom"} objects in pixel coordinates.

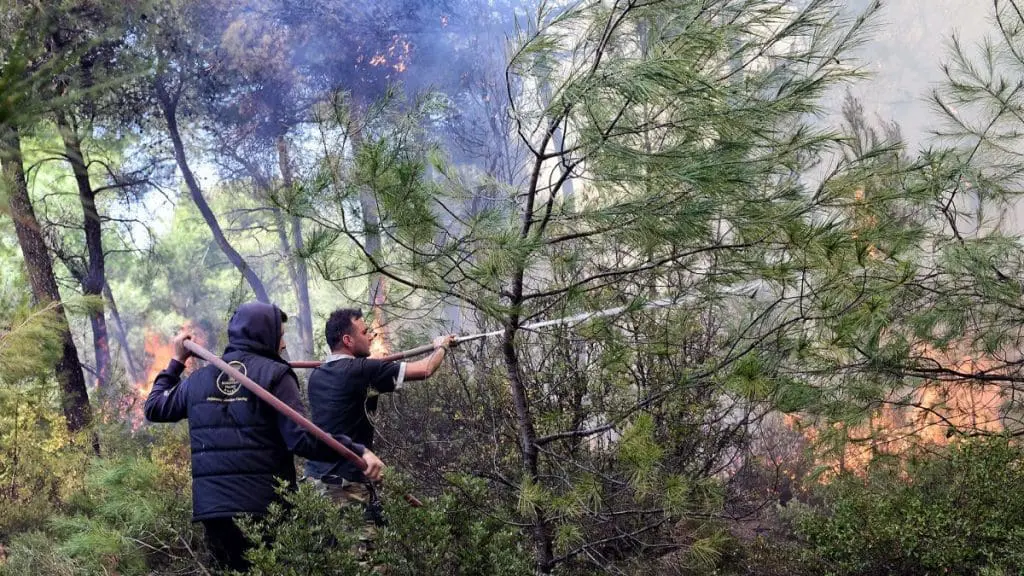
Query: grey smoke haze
[
  {"left": 842, "top": 0, "right": 989, "bottom": 148},
  {"left": 202, "top": 1, "right": 987, "bottom": 150},
  {"left": 193, "top": 0, "right": 994, "bottom": 194}
]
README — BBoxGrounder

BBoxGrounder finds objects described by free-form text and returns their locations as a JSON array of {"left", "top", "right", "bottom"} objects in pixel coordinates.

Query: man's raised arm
[
  {"left": 404, "top": 334, "right": 456, "bottom": 381},
  {"left": 145, "top": 334, "right": 193, "bottom": 423}
]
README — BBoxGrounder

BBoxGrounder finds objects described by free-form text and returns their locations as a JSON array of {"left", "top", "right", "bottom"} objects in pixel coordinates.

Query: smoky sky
[{"left": 191, "top": 1, "right": 530, "bottom": 125}]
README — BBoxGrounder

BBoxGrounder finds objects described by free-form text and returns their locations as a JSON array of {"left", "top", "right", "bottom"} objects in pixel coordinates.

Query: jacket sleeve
[
  {"left": 272, "top": 371, "right": 367, "bottom": 461},
  {"left": 144, "top": 359, "right": 190, "bottom": 423}
]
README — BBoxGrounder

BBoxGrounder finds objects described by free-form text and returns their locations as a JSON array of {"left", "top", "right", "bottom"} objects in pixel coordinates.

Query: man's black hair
[{"left": 325, "top": 308, "right": 363, "bottom": 351}]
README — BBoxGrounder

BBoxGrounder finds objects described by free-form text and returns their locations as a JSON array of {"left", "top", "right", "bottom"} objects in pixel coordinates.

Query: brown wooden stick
[{"left": 291, "top": 342, "right": 441, "bottom": 369}]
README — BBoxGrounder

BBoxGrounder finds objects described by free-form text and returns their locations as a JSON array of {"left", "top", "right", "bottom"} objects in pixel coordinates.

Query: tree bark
[
  {"left": 1, "top": 125, "right": 94, "bottom": 436},
  {"left": 502, "top": 319, "right": 555, "bottom": 572},
  {"left": 505, "top": 122, "right": 558, "bottom": 570},
  {"left": 361, "top": 186, "right": 385, "bottom": 313},
  {"left": 348, "top": 127, "right": 387, "bottom": 310},
  {"left": 346, "top": 122, "right": 391, "bottom": 350},
  {"left": 56, "top": 113, "right": 113, "bottom": 399},
  {"left": 276, "top": 136, "right": 314, "bottom": 358},
  {"left": 155, "top": 81, "right": 271, "bottom": 303}
]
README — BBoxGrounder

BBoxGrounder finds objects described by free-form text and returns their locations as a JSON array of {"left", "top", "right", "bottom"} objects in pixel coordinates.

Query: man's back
[
  {"left": 305, "top": 356, "right": 403, "bottom": 481},
  {"left": 184, "top": 349, "right": 295, "bottom": 520}
]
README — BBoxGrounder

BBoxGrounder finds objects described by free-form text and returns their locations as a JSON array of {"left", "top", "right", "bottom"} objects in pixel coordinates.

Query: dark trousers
[{"left": 202, "top": 517, "right": 250, "bottom": 573}]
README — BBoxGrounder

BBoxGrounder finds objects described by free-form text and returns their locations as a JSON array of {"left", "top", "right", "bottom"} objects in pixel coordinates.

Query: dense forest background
[{"left": 4, "top": 0, "right": 1024, "bottom": 574}]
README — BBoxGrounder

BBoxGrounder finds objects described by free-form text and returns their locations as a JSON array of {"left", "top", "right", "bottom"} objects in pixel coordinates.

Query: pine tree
[
  {"left": 303, "top": 0, "right": 885, "bottom": 571},
  {"left": 0, "top": 2, "right": 95, "bottom": 439}
]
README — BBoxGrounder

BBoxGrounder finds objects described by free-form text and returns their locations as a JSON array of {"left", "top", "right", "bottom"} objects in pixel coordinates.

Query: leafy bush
[
  {"left": 0, "top": 299, "right": 90, "bottom": 542},
  {"left": 716, "top": 534, "right": 819, "bottom": 576},
  {"left": 374, "top": 474, "right": 532, "bottom": 576},
  {"left": 795, "top": 438, "right": 1024, "bottom": 575},
  {"left": 0, "top": 531, "right": 77, "bottom": 576},
  {"left": 0, "top": 428, "right": 206, "bottom": 576},
  {"left": 242, "top": 473, "right": 533, "bottom": 576},
  {"left": 240, "top": 480, "right": 369, "bottom": 576}
]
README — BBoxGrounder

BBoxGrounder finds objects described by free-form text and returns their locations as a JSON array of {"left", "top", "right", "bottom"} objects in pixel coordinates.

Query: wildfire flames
[
  {"left": 369, "top": 309, "right": 391, "bottom": 358},
  {"left": 131, "top": 322, "right": 205, "bottom": 425},
  {"left": 361, "top": 35, "right": 412, "bottom": 74},
  {"left": 788, "top": 345, "right": 1004, "bottom": 478}
]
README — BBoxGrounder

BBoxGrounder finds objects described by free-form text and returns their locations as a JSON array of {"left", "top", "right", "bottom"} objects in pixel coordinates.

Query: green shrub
[
  {"left": 373, "top": 474, "right": 532, "bottom": 576},
  {"left": 242, "top": 474, "right": 533, "bottom": 576},
  {"left": 0, "top": 531, "right": 77, "bottom": 576},
  {"left": 1, "top": 432, "right": 206, "bottom": 576},
  {"left": 240, "top": 480, "right": 370, "bottom": 576},
  {"left": 795, "top": 437, "right": 1024, "bottom": 575},
  {"left": 715, "top": 534, "right": 819, "bottom": 576}
]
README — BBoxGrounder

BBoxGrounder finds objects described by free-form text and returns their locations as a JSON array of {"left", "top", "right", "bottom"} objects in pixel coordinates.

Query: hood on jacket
[{"left": 225, "top": 302, "right": 288, "bottom": 360}]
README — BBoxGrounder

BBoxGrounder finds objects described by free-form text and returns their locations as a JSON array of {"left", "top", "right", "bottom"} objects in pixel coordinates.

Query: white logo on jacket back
[{"left": 216, "top": 361, "right": 247, "bottom": 396}]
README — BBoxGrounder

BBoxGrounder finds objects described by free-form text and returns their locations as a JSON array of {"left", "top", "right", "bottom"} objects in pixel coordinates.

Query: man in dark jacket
[
  {"left": 304, "top": 308, "right": 452, "bottom": 521},
  {"left": 144, "top": 302, "right": 384, "bottom": 571}
]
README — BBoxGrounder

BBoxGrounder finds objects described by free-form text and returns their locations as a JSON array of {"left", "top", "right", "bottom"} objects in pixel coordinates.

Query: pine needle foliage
[
  {"left": 297, "top": 0, "right": 893, "bottom": 571},
  {"left": 788, "top": 0, "right": 1024, "bottom": 464},
  {"left": 796, "top": 438, "right": 1024, "bottom": 575},
  {"left": 1, "top": 440, "right": 203, "bottom": 576},
  {"left": 241, "top": 475, "right": 532, "bottom": 576}
]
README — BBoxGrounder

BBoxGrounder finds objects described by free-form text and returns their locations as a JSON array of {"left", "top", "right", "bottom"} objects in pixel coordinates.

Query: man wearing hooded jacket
[{"left": 144, "top": 301, "right": 385, "bottom": 571}]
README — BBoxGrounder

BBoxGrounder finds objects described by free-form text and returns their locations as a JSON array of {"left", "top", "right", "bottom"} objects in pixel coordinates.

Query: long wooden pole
[{"left": 290, "top": 342, "right": 440, "bottom": 369}]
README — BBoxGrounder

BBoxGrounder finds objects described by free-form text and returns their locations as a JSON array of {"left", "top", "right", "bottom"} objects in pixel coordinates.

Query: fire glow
[
  {"left": 788, "top": 346, "right": 1005, "bottom": 478},
  {"left": 369, "top": 311, "right": 390, "bottom": 358},
  {"left": 131, "top": 322, "right": 205, "bottom": 425},
  {"left": 366, "top": 35, "right": 412, "bottom": 74}
]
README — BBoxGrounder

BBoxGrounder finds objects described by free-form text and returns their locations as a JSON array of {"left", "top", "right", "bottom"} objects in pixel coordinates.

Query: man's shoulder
[
  {"left": 309, "top": 356, "right": 396, "bottom": 392},
  {"left": 309, "top": 359, "right": 358, "bottom": 387},
  {"left": 317, "top": 356, "right": 389, "bottom": 372},
  {"left": 219, "top": 351, "right": 292, "bottom": 381}
]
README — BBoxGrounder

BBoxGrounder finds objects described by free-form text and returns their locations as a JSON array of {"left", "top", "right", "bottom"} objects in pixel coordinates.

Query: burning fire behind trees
[
  {"left": 368, "top": 309, "right": 392, "bottom": 358},
  {"left": 128, "top": 322, "right": 206, "bottom": 427},
  {"left": 787, "top": 345, "right": 1007, "bottom": 479}
]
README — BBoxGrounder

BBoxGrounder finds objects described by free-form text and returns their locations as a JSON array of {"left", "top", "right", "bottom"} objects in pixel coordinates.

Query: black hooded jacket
[{"left": 144, "top": 302, "right": 365, "bottom": 521}]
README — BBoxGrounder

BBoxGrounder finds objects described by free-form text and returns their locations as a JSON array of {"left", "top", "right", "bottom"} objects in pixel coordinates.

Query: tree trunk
[
  {"left": 1, "top": 125, "right": 94, "bottom": 437},
  {"left": 361, "top": 186, "right": 385, "bottom": 313},
  {"left": 540, "top": 81, "right": 575, "bottom": 212},
  {"left": 155, "top": 82, "right": 271, "bottom": 303},
  {"left": 345, "top": 122, "right": 391, "bottom": 350},
  {"left": 103, "top": 281, "right": 140, "bottom": 386},
  {"left": 502, "top": 320, "right": 555, "bottom": 572},
  {"left": 348, "top": 128, "right": 387, "bottom": 312},
  {"left": 56, "top": 114, "right": 113, "bottom": 400},
  {"left": 275, "top": 136, "right": 314, "bottom": 358},
  {"left": 506, "top": 130, "right": 556, "bottom": 568}
]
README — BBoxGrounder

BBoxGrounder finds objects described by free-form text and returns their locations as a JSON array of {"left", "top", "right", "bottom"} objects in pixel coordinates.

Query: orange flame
[
  {"left": 369, "top": 311, "right": 391, "bottom": 358},
  {"left": 131, "top": 322, "right": 205, "bottom": 426},
  {"left": 368, "top": 276, "right": 391, "bottom": 359},
  {"left": 367, "top": 35, "right": 412, "bottom": 74},
  {"left": 788, "top": 344, "right": 1005, "bottom": 480}
]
